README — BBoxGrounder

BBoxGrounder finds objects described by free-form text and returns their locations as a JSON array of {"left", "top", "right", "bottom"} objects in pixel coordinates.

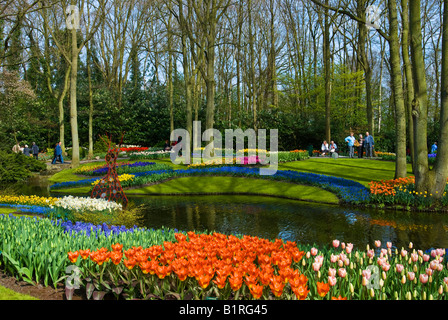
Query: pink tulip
[
  {"left": 375, "top": 240, "right": 381, "bottom": 248},
  {"left": 367, "top": 249, "right": 375, "bottom": 259},
  {"left": 401, "top": 249, "right": 408, "bottom": 257},
  {"left": 430, "top": 260, "right": 439, "bottom": 271},
  {"left": 418, "top": 250, "right": 423, "bottom": 257},
  {"left": 330, "top": 254, "right": 339, "bottom": 263},
  {"left": 423, "top": 254, "right": 430, "bottom": 262},
  {"left": 362, "top": 269, "right": 371, "bottom": 280},
  {"left": 338, "top": 268, "right": 347, "bottom": 278},
  {"left": 396, "top": 264, "right": 404, "bottom": 273},
  {"left": 311, "top": 247, "right": 318, "bottom": 256},
  {"left": 426, "top": 268, "right": 433, "bottom": 276},
  {"left": 411, "top": 253, "right": 418, "bottom": 263},
  {"left": 328, "top": 276, "right": 337, "bottom": 287},
  {"left": 338, "top": 260, "right": 344, "bottom": 267},
  {"left": 315, "top": 255, "right": 324, "bottom": 265},
  {"left": 419, "top": 274, "right": 429, "bottom": 284},
  {"left": 332, "top": 240, "right": 340, "bottom": 248},
  {"left": 328, "top": 268, "right": 336, "bottom": 277},
  {"left": 444, "top": 277, "right": 448, "bottom": 285},
  {"left": 382, "top": 262, "right": 390, "bottom": 272},
  {"left": 386, "top": 242, "right": 392, "bottom": 248},
  {"left": 380, "top": 249, "right": 388, "bottom": 257},
  {"left": 377, "top": 257, "right": 386, "bottom": 266},
  {"left": 407, "top": 272, "right": 415, "bottom": 281},
  {"left": 341, "top": 242, "right": 346, "bottom": 249},
  {"left": 362, "top": 276, "right": 369, "bottom": 286},
  {"left": 312, "top": 262, "right": 321, "bottom": 272},
  {"left": 345, "top": 244, "right": 353, "bottom": 254},
  {"left": 437, "top": 263, "right": 444, "bottom": 272},
  {"left": 344, "top": 258, "right": 350, "bottom": 266}
]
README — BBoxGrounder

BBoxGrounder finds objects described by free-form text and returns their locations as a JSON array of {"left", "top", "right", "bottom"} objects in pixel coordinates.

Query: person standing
[
  {"left": 358, "top": 134, "right": 365, "bottom": 158},
  {"left": 12, "top": 143, "right": 21, "bottom": 154},
  {"left": 51, "top": 142, "right": 64, "bottom": 164},
  {"left": 364, "top": 132, "right": 375, "bottom": 157},
  {"left": 345, "top": 132, "right": 356, "bottom": 158},
  {"left": 431, "top": 142, "right": 438, "bottom": 154},
  {"left": 32, "top": 142, "right": 39, "bottom": 160},
  {"left": 23, "top": 145, "right": 31, "bottom": 156}
]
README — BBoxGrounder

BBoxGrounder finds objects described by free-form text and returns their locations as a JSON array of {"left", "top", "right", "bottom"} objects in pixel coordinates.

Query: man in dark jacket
[
  {"left": 51, "top": 142, "right": 64, "bottom": 164},
  {"left": 32, "top": 142, "right": 39, "bottom": 160},
  {"left": 364, "top": 132, "right": 375, "bottom": 158},
  {"left": 23, "top": 145, "right": 31, "bottom": 156}
]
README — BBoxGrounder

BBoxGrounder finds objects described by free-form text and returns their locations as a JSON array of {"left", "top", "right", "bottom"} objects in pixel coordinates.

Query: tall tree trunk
[
  {"left": 432, "top": 0, "right": 448, "bottom": 198},
  {"left": 388, "top": 0, "right": 407, "bottom": 179},
  {"left": 357, "top": 0, "right": 374, "bottom": 135},
  {"left": 87, "top": 46, "right": 94, "bottom": 160},
  {"left": 70, "top": 26, "right": 80, "bottom": 168},
  {"left": 409, "top": 0, "right": 431, "bottom": 192},
  {"left": 401, "top": 0, "right": 415, "bottom": 171},
  {"left": 323, "top": 0, "right": 331, "bottom": 142},
  {"left": 168, "top": 16, "right": 174, "bottom": 134}
]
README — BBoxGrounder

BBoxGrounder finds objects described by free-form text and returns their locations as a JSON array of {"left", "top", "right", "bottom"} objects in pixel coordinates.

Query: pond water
[{"left": 13, "top": 175, "right": 448, "bottom": 251}]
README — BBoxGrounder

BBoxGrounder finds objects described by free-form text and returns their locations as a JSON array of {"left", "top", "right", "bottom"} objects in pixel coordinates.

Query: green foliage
[
  {"left": 0, "top": 151, "right": 46, "bottom": 183},
  {"left": 72, "top": 203, "right": 145, "bottom": 229}
]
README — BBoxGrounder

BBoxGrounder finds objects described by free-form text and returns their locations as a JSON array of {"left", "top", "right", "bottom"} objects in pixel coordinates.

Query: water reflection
[{"left": 129, "top": 195, "right": 448, "bottom": 251}]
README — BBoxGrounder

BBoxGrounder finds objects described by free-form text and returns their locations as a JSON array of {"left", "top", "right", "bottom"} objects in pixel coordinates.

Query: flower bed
[
  {"left": 369, "top": 176, "right": 448, "bottom": 208},
  {"left": 0, "top": 195, "right": 124, "bottom": 220},
  {"left": 1, "top": 213, "right": 448, "bottom": 300},
  {"left": 0, "top": 214, "right": 177, "bottom": 288},
  {"left": 128, "top": 151, "right": 172, "bottom": 160}
]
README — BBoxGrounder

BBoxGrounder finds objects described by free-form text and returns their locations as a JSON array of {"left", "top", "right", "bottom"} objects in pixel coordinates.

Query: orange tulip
[
  {"left": 292, "top": 284, "right": 309, "bottom": 300},
  {"left": 139, "top": 261, "right": 152, "bottom": 274},
  {"left": 213, "top": 275, "right": 228, "bottom": 289},
  {"left": 317, "top": 281, "right": 330, "bottom": 298},
  {"left": 197, "top": 273, "right": 213, "bottom": 289},
  {"left": 123, "top": 258, "right": 137, "bottom": 270},
  {"left": 111, "top": 243, "right": 123, "bottom": 252},
  {"left": 332, "top": 295, "right": 347, "bottom": 300},
  {"left": 249, "top": 283, "right": 264, "bottom": 299},
  {"left": 269, "top": 275, "right": 285, "bottom": 297},
  {"left": 229, "top": 274, "right": 243, "bottom": 291},
  {"left": 68, "top": 251, "right": 79, "bottom": 263},
  {"left": 79, "top": 249, "right": 90, "bottom": 260}
]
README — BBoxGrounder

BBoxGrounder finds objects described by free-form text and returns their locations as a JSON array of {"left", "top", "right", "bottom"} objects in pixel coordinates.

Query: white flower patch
[{"left": 51, "top": 195, "right": 122, "bottom": 213}]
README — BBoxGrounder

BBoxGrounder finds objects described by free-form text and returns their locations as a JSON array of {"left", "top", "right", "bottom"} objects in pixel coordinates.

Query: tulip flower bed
[
  {"left": 1, "top": 213, "right": 448, "bottom": 300},
  {"left": 0, "top": 214, "right": 178, "bottom": 289},
  {"left": 67, "top": 234, "right": 448, "bottom": 300},
  {"left": 369, "top": 176, "right": 448, "bottom": 208}
]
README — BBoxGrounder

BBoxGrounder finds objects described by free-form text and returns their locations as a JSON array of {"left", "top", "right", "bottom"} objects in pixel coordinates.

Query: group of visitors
[
  {"left": 320, "top": 131, "right": 375, "bottom": 158},
  {"left": 12, "top": 142, "right": 40, "bottom": 160}
]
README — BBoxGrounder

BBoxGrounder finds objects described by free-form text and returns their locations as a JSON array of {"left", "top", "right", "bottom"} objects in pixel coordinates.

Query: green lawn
[
  {"left": 126, "top": 176, "right": 340, "bottom": 204},
  {"left": 51, "top": 158, "right": 409, "bottom": 197},
  {"left": 277, "top": 158, "right": 413, "bottom": 187},
  {"left": 0, "top": 286, "right": 39, "bottom": 300}
]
